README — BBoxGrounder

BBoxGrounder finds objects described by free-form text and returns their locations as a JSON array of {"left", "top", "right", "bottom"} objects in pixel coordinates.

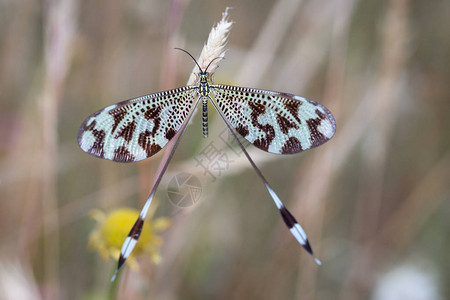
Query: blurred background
[{"left": 0, "top": 0, "right": 449, "bottom": 299}]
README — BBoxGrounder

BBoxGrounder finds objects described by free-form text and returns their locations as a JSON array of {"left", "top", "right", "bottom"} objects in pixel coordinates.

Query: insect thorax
[{"left": 197, "top": 72, "right": 212, "bottom": 97}]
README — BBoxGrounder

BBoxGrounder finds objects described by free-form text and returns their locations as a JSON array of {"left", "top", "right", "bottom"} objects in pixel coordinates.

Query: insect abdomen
[{"left": 202, "top": 97, "right": 208, "bottom": 138}]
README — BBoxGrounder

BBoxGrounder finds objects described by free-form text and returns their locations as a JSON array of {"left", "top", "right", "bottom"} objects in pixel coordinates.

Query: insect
[{"left": 78, "top": 49, "right": 336, "bottom": 281}]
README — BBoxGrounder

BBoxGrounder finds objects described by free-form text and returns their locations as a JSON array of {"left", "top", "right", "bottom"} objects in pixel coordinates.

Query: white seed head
[{"left": 187, "top": 7, "right": 233, "bottom": 85}]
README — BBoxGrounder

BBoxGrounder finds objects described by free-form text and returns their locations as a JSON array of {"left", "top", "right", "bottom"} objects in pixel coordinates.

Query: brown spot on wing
[
  {"left": 144, "top": 107, "right": 160, "bottom": 120},
  {"left": 253, "top": 136, "right": 271, "bottom": 152},
  {"left": 138, "top": 130, "right": 163, "bottom": 158},
  {"left": 248, "top": 102, "right": 266, "bottom": 116},
  {"left": 90, "top": 130, "right": 106, "bottom": 158},
  {"left": 109, "top": 109, "right": 127, "bottom": 133},
  {"left": 236, "top": 124, "right": 249, "bottom": 138},
  {"left": 113, "top": 146, "right": 136, "bottom": 162},
  {"left": 144, "top": 107, "right": 161, "bottom": 135},
  {"left": 116, "top": 120, "right": 136, "bottom": 143},
  {"left": 248, "top": 102, "right": 275, "bottom": 152},
  {"left": 79, "top": 119, "right": 106, "bottom": 158},
  {"left": 306, "top": 117, "right": 326, "bottom": 148},
  {"left": 315, "top": 109, "right": 326, "bottom": 120},
  {"left": 283, "top": 101, "right": 303, "bottom": 125},
  {"left": 165, "top": 128, "right": 176, "bottom": 140},
  {"left": 281, "top": 137, "right": 303, "bottom": 154},
  {"left": 277, "top": 115, "right": 299, "bottom": 135}
]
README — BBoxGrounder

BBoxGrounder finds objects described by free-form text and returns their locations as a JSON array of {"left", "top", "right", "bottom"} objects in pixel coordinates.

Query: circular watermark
[{"left": 167, "top": 172, "right": 202, "bottom": 208}]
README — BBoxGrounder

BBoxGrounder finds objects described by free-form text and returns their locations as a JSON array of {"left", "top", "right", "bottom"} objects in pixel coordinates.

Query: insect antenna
[
  {"left": 174, "top": 48, "right": 204, "bottom": 72},
  {"left": 174, "top": 47, "right": 223, "bottom": 73},
  {"left": 204, "top": 56, "right": 224, "bottom": 72}
]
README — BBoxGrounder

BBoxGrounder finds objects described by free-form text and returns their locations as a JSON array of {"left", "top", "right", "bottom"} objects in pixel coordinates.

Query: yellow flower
[{"left": 88, "top": 205, "right": 170, "bottom": 271}]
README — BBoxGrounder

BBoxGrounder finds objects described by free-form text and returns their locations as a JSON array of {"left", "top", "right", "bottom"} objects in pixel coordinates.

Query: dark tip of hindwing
[
  {"left": 117, "top": 254, "right": 126, "bottom": 270},
  {"left": 303, "top": 239, "right": 313, "bottom": 255},
  {"left": 132, "top": 217, "right": 144, "bottom": 239},
  {"left": 111, "top": 254, "right": 126, "bottom": 282},
  {"left": 279, "top": 205, "right": 322, "bottom": 265},
  {"left": 111, "top": 216, "right": 145, "bottom": 282},
  {"left": 279, "top": 205, "right": 297, "bottom": 228}
]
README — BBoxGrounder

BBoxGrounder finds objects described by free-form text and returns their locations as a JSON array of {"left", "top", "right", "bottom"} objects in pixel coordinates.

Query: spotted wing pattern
[
  {"left": 211, "top": 85, "right": 336, "bottom": 154},
  {"left": 78, "top": 87, "right": 196, "bottom": 163}
]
